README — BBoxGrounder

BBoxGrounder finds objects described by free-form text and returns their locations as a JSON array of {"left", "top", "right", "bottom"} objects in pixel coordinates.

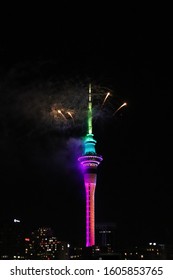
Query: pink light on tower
[{"left": 78, "top": 84, "right": 103, "bottom": 247}]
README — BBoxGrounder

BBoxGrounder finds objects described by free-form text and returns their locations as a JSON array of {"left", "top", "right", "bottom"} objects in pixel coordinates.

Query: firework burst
[{"left": 0, "top": 78, "right": 127, "bottom": 142}]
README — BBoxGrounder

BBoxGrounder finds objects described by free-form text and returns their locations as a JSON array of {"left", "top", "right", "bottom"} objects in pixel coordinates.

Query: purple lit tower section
[{"left": 78, "top": 84, "right": 103, "bottom": 247}]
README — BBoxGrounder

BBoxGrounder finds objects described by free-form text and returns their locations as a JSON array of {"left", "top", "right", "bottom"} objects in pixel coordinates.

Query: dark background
[{"left": 0, "top": 4, "right": 172, "bottom": 247}]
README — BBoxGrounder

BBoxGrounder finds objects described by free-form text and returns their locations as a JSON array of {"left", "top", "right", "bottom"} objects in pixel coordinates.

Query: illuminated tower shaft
[{"left": 78, "top": 84, "right": 103, "bottom": 247}]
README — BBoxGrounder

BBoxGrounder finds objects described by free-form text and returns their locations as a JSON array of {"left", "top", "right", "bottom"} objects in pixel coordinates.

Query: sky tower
[{"left": 78, "top": 84, "right": 103, "bottom": 247}]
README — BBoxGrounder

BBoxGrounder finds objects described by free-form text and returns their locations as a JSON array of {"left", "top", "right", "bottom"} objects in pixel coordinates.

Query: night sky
[{"left": 0, "top": 5, "right": 172, "bottom": 248}]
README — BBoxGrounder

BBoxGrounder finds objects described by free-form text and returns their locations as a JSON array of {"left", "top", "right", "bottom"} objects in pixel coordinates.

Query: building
[
  {"left": 95, "top": 222, "right": 116, "bottom": 249},
  {"left": 78, "top": 84, "right": 103, "bottom": 247},
  {"left": 121, "top": 242, "right": 167, "bottom": 260},
  {"left": 24, "top": 227, "right": 70, "bottom": 259}
]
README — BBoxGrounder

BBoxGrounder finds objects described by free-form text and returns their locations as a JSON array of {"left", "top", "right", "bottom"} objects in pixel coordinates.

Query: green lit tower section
[{"left": 78, "top": 84, "right": 103, "bottom": 247}]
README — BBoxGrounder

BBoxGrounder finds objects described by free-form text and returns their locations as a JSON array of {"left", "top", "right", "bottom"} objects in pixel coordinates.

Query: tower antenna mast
[{"left": 88, "top": 83, "right": 92, "bottom": 134}]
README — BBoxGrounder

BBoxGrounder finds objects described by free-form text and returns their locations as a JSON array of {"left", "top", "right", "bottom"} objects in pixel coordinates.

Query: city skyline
[{"left": 0, "top": 6, "right": 172, "bottom": 249}]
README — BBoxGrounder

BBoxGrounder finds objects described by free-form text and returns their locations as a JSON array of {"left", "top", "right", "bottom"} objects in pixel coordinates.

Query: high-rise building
[
  {"left": 24, "top": 227, "right": 70, "bottom": 259},
  {"left": 96, "top": 222, "right": 116, "bottom": 249},
  {"left": 78, "top": 84, "right": 103, "bottom": 247}
]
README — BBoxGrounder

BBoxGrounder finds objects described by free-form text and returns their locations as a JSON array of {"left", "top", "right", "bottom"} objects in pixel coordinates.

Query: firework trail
[
  {"left": 57, "top": 110, "right": 67, "bottom": 121},
  {"left": 113, "top": 102, "right": 127, "bottom": 116},
  {"left": 67, "top": 111, "right": 75, "bottom": 124},
  {"left": 101, "top": 92, "right": 110, "bottom": 108}
]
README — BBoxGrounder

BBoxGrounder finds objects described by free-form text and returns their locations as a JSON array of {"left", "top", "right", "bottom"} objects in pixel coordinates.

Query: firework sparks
[
  {"left": 67, "top": 111, "right": 73, "bottom": 119},
  {"left": 101, "top": 92, "right": 110, "bottom": 108},
  {"left": 113, "top": 102, "right": 127, "bottom": 116},
  {"left": 58, "top": 110, "right": 67, "bottom": 121},
  {"left": 1, "top": 76, "right": 127, "bottom": 141},
  {"left": 67, "top": 111, "right": 75, "bottom": 123}
]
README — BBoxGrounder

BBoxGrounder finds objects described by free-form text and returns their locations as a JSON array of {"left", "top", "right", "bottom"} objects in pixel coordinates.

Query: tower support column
[{"left": 85, "top": 182, "right": 96, "bottom": 247}]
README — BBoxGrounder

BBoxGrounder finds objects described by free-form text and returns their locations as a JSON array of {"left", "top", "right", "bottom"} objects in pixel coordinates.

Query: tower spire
[{"left": 88, "top": 83, "right": 92, "bottom": 134}]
